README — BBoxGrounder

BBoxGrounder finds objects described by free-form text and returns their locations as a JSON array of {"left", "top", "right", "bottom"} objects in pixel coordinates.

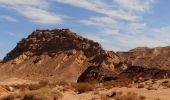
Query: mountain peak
[{"left": 3, "top": 29, "right": 103, "bottom": 62}]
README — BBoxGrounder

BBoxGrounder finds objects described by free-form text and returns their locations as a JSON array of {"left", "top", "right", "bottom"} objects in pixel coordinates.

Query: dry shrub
[
  {"left": 57, "top": 80, "right": 69, "bottom": 86},
  {"left": 71, "top": 83, "right": 94, "bottom": 94},
  {"left": 39, "top": 80, "right": 49, "bottom": 87},
  {"left": 138, "top": 84, "right": 145, "bottom": 88},
  {"left": 100, "top": 94, "right": 109, "bottom": 100},
  {"left": 28, "top": 80, "right": 50, "bottom": 91},
  {"left": 28, "top": 84, "right": 41, "bottom": 91},
  {"left": 93, "top": 90, "right": 100, "bottom": 95},
  {"left": 152, "top": 79, "right": 157, "bottom": 84},
  {"left": 5, "top": 80, "right": 50, "bottom": 92},
  {"left": 139, "top": 95, "right": 147, "bottom": 100},
  {"left": 23, "top": 89, "right": 63, "bottom": 100},
  {"left": 8, "top": 84, "right": 28, "bottom": 90},
  {"left": 1, "top": 94, "right": 15, "bottom": 100},
  {"left": 101, "top": 91, "right": 146, "bottom": 100},
  {"left": 147, "top": 86, "right": 157, "bottom": 90},
  {"left": 0, "top": 88, "right": 63, "bottom": 100},
  {"left": 154, "top": 98, "right": 162, "bottom": 100},
  {"left": 114, "top": 92, "right": 146, "bottom": 100},
  {"left": 103, "top": 78, "right": 132, "bottom": 88},
  {"left": 161, "top": 80, "right": 170, "bottom": 88}
]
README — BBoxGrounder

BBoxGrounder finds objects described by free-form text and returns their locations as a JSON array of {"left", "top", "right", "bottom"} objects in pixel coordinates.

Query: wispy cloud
[
  {"left": 0, "top": 15, "right": 18, "bottom": 22},
  {"left": 0, "top": 0, "right": 167, "bottom": 52},
  {"left": 55, "top": 0, "right": 140, "bottom": 21},
  {"left": 0, "top": 0, "right": 49, "bottom": 9},
  {"left": 114, "top": 0, "right": 156, "bottom": 12},
  {"left": 76, "top": 0, "right": 161, "bottom": 51},
  {"left": 0, "top": 0, "right": 63, "bottom": 25},
  {"left": 7, "top": 32, "right": 24, "bottom": 38},
  {"left": 80, "top": 16, "right": 117, "bottom": 27},
  {"left": 16, "top": 7, "right": 62, "bottom": 24}
]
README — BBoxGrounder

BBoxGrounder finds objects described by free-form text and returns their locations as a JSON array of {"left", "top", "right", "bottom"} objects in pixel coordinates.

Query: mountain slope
[
  {"left": 0, "top": 29, "right": 121, "bottom": 82},
  {"left": 117, "top": 47, "right": 170, "bottom": 70}
]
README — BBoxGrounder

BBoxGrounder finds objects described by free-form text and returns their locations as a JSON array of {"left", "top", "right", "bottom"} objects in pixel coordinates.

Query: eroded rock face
[
  {"left": 117, "top": 46, "right": 170, "bottom": 70},
  {"left": 115, "top": 47, "right": 170, "bottom": 80},
  {"left": 3, "top": 29, "right": 103, "bottom": 62},
  {"left": 77, "top": 66, "right": 119, "bottom": 82},
  {"left": 0, "top": 29, "right": 121, "bottom": 82},
  {"left": 119, "top": 66, "right": 170, "bottom": 80}
]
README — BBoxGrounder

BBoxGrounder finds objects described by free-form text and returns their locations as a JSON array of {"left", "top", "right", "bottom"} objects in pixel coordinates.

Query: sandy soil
[
  {"left": 61, "top": 87, "right": 170, "bottom": 100},
  {"left": 0, "top": 78, "right": 170, "bottom": 100}
]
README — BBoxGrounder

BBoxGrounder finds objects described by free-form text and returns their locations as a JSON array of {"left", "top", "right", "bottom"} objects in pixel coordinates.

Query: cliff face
[{"left": 0, "top": 29, "right": 121, "bottom": 82}]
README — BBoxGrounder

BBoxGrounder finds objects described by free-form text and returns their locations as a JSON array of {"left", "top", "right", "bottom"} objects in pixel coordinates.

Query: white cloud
[
  {"left": 80, "top": 16, "right": 117, "bottom": 27},
  {"left": 55, "top": 0, "right": 139, "bottom": 21},
  {"left": 76, "top": 0, "right": 161, "bottom": 51},
  {"left": 114, "top": 0, "right": 155, "bottom": 12},
  {"left": 85, "top": 24, "right": 170, "bottom": 51},
  {"left": 16, "top": 7, "right": 62, "bottom": 24},
  {"left": 0, "top": 0, "right": 63, "bottom": 25},
  {"left": 126, "top": 22, "right": 146, "bottom": 33},
  {"left": 151, "top": 26, "right": 170, "bottom": 34},
  {"left": 0, "top": 15, "right": 18, "bottom": 22},
  {"left": 0, "top": 0, "right": 49, "bottom": 8},
  {"left": 0, "top": 0, "right": 165, "bottom": 52}
]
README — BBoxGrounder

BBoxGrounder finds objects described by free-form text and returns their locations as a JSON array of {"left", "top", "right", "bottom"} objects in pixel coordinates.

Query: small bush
[
  {"left": 0, "top": 88, "right": 63, "bottom": 100},
  {"left": 154, "top": 98, "right": 162, "bottom": 100},
  {"left": 1, "top": 94, "right": 15, "bottom": 100},
  {"left": 138, "top": 84, "right": 145, "bottom": 88},
  {"left": 147, "top": 86, "right": 157, "bottom": 90},
  {"left": 161, "top": 80, "right": 170, "bottom": 88},
  {"left": 57, "top": 81, "right": 69, "bottom": 86},
  {"left": 101, "top": 91, "right": 146, "bottom": 100},
  {"left": 72, "top": 83, "right": 94, "bottom": 94},
  {"left": 114, "top": 92, "right": 146, "bottom": 100},
  {"left": 39, "top": 80, "right": 49, "bottom": 87},
  {"left": 103, "top": 78, "right": 133, "bottom": 88},
  {"left": 100, "top": 94, "right": 109, "bottom": 100},
  {"left": 139, "top": 95, "right": 146, "bottom": 100},
  {"left": 28, "top": 84, "right": 41, "bottom": 91},
  {"left": 28, "top": 80, "right": 49, "bottom": 91}
]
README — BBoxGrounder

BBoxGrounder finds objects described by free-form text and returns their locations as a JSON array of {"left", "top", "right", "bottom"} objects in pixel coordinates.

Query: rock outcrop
[
  {"left": 116, "top": 46, "right": 170, "bottom": 80},
  {"left": 0, "top": 29, "right": 122, "bottom": 82},
  {"left": 119, "top": 66, "right": 170, "bottom": 80},
  {"left": 117, "top": 46, "right": 170, "bottom": 70},
  {"left": 3, "top": 29, "right": 103, "bottom": 62}
]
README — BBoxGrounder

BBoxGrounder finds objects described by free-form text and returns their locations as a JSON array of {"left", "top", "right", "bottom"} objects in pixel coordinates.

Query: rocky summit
[{"left": 0, "top": 29, "right": 122, "bottom": 82}]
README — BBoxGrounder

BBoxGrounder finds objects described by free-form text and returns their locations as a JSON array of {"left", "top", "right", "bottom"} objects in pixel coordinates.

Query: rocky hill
[
  {"left": 117, "top": 47, "right": 170, "bottom": 70},
  {"left": 0, "top": 29, "right": 122, "bottom": 82},
  {"left": 1, "top": 29, "right": 170, "bottom": 82}
]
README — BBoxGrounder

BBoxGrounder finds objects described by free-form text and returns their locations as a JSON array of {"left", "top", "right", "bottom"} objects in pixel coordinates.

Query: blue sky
[{"left": 0, "top": 0, "right": 170, "bottom": 59}]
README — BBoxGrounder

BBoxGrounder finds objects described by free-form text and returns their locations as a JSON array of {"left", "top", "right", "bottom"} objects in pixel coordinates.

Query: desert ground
[{"left": 0, "top": 77, "right": 169, "bottom": 100}]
